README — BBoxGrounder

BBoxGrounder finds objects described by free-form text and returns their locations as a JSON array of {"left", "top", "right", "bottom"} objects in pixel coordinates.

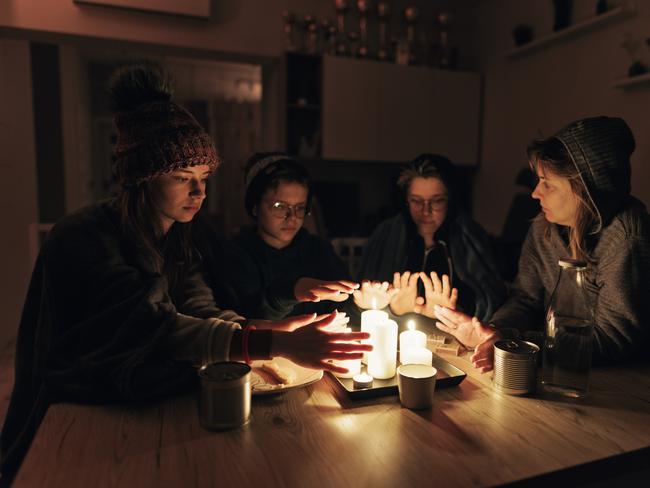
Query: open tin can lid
[
  {"left": 199, "top": 361, "right": 251, "bottom": 387},
  {"left": 494, "top": 339, "right": 539, "bottom": 356}
]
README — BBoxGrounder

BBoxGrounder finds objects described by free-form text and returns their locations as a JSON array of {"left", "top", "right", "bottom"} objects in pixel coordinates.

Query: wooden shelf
[
  {"left": 611, "top": 72, "right": 650, "bottom": 89},
  {"left": 506, "top": 4, "right": 636, "bottom": 59}
]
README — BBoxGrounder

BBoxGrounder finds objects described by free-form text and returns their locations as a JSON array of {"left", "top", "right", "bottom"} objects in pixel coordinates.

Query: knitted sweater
[
  {"left": 491, "top": 200, "right": 650, "bottom": 363},
  {"left": 492, "top": 117, "right": 650, "bottom": 363},
  {"left": 0, "top": 200, "right": 250, "bottom": 481}
]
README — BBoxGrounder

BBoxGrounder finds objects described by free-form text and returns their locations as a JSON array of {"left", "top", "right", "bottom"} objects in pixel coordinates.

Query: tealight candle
[
  {"left": 400, "top": 346, "right": 433, "bottom": 366},
  {"left": 361, "top": 306, "right": 388, "bottom": 364},
  {"left": 367, "top": 319, "right": 398, "bottom": 379},
  {"left": 352, "top": 373, "right": 374, "bottom": 389},
  {"left": 332, "top": 327, "right": 362, "bottom": 379}
]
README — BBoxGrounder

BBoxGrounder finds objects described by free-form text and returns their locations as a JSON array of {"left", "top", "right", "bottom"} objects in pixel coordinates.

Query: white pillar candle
[
  {"left": 399, "top": 320, "right": 427, "bottom": 352},
  {"left": 361, "top": 308, "right": 388, "bottom": 364},
  {"left": 367, "top": 319, "right": 398, "bottom": 379},
  {"left": 332, "top": 328, "right": 362, "bottom": 378},
  {"left": 400, "top": 346, "right": 433, "bottom": 366}
]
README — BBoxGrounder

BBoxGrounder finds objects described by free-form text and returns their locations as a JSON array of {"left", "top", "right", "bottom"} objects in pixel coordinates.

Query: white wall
[
  {"left": 0, "top": 40, "right": 39, "bottom": 348},
  {"left": 472, "top": 0, "right": 650, "bottom": 235}
]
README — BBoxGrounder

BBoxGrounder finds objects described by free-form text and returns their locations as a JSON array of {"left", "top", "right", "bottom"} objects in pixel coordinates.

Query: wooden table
[{"left": 14, "top": 353, "right": 650, "bottom": 487}]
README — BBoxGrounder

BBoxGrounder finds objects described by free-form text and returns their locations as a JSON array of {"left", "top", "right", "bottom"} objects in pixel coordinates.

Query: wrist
[{"left": 270, "top": 330, "right": 291, "bottom": 358}]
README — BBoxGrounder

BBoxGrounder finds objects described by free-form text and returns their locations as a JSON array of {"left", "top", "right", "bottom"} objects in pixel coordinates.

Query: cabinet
[{"left": 285, "top": 53, "right": 482, "bottom": 165}]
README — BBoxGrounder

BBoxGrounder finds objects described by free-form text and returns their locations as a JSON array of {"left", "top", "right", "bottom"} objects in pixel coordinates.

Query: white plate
[{"left": 250, "top": 357, "right": 323, "bottom": 396}]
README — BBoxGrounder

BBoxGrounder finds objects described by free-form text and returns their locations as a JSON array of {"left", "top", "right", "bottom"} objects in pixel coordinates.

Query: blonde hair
[{"left": 527, "top": 138, "right": 598, "bottom": 261}]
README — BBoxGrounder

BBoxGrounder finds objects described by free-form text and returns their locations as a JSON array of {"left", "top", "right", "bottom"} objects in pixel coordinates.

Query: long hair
[
  {"left": 527, "top": 137, "right": 598, "bottom": 261},
  {"left": 117, "top": 182, "right": 195, "bottom": 282}
]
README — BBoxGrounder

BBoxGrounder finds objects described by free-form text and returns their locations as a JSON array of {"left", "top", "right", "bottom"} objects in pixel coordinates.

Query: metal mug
[{"left": 199, "top": 362, "right": 252, "bottom": 430}]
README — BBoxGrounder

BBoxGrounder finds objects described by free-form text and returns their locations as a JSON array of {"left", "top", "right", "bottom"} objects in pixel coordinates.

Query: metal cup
[
  {"left": 493, "top": 340, "right": 539, "bottom": 395},
  {"left": 199, "top": 362, "right": 251, "bottom": 430}
]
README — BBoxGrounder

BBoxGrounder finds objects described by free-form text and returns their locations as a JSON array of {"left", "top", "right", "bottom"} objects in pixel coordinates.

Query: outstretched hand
[
  {"left": 294, "top": 277, "right": 359, "bottom": 303},
  {"left": 389, "top": 271, "right": 422, "bottom": 316},
  {"left": 417, "top": 272, "right": 458, "bottom": 319},
  {"left": 353, "top": 280, "right": 399, "bottom": 310},
  {"left": 271, "top": 311, "right": 372, "bottom": 374},
  {"left": 433, "top": 305, "right": 495, "bottom": 350}
]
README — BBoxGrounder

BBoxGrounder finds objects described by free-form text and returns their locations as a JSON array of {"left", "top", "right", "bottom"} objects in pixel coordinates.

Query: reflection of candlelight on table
[{"left": 367, "top": 319, "right": 398, "bottom": 379}]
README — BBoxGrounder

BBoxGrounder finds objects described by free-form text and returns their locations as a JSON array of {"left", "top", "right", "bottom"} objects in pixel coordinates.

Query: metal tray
[{"left": 329, "top": 354, "right": 467, "bottom": 400}]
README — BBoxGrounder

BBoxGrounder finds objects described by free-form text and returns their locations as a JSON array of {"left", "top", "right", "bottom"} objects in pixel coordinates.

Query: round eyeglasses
[
  {"left": 406, "top": 195, "right": 448, "bottom": 212},
  {"left": 267, "top": 201, "right": 309, "bottom": 220}
]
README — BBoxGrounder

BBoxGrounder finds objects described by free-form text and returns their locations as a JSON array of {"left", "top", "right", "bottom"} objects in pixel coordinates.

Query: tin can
[
  {"left": 199, "top": 362, "right": 251, "bottom": 430},
  {"left": 493, "top": 340, "right": 539, "bottom": 395}
]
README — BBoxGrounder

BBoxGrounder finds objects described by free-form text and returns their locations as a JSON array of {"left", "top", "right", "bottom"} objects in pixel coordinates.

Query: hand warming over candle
[
  {"left": 248, "top": 313, "right": 327, "bottom": 332},
  {"left": 389, "top": 271, "right": 423, "bottom": 316},
  {"left": 294, "top": 277, "right": 359, "bottom": 303},
  {"left": 353, "top": 280, "right": 399, "bottom": 310},
  {"left": 417, "top": 272, "right": 458, "bottom": 319},
  {"left": 270, "top": 311, "right": 372, "bottom": 374},
  {"left": 433, "top": 305, "right": 498, "bottom": 373}
]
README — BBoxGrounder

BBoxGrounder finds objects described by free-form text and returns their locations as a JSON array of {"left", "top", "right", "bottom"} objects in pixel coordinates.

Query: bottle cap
[{"left": 558, "top": 259, "right": 587, "bottom": 269}]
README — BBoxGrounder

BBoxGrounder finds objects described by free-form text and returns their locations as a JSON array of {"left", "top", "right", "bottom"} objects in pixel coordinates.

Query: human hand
[
  {"left": 248, "top": 313, "right": 323, "bottom": 332},
  {"left": 271, "top": 312, "right": 372, "bottom": 374},
  {"left": 353, "top": 280, "right": 399, "bottom": 310},
  {"left": 294, "top": 277, "right": 359, "bottom": 303},
  {"left": 470, "top": 331, "right": 501, "bottom": 374},
  {"left": 389, "top": 271, "right": 422, "bottom": 316},
  {"left": 433, "top": 305, "right": 496, "bottom": 350},
  {"left": 417, "top": 272, "right": 458, "bottom": 319}
]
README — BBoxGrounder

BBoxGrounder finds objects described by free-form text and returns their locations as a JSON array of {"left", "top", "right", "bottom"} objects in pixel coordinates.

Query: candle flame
[{"left": 407, "top": 320, "right": 415, "bottom": 331}]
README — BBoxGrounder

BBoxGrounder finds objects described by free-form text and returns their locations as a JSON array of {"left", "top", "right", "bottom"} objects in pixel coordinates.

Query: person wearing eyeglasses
[
  {"left": 355, "top": 153, "right": 506, "bottom": 323},
  {"left": 0, "top": 67, "right": 371, "bottom": 484},
  {"left": 200, "top": 152, "right": 358, "bottom": 320}
]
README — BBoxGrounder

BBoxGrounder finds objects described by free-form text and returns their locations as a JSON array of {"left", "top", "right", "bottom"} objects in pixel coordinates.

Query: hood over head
[{"left": 554, "top": 116, "right": 634, "bottom": 231}]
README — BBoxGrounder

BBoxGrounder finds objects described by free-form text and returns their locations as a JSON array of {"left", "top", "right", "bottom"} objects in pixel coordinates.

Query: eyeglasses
[
  {"left": 266, "top": 201, "right": 309, "bottom": 220},
  {"left": 407, "top": 195, "right": 448, "bottom": 211}
]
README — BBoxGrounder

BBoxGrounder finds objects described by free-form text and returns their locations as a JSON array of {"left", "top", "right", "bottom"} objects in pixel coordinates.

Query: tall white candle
[
  {"left": 399, "top": 320, "right": 427, "bottom": 353},
  {"left": 400, "top": 346, "right": 433, "bottom": 366},
  {"left": 367, "top": 319, "right": 398, "bottom": 379},
  {"left": 333, "top": 328, "right": 362, "bottom": 378},
  {"left": 361, "top": 307, "right": 388, "bottom": 364}
]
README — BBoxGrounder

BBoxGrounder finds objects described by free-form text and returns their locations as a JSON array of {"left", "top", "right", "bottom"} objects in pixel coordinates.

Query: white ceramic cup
[{"left": 397, "top": 364, "right": 437, "bottom": 409}]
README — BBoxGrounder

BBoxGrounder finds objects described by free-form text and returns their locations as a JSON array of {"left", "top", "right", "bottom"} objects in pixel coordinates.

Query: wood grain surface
[{"left": 13, "top": 352, "right": 650, "bottom": 488}]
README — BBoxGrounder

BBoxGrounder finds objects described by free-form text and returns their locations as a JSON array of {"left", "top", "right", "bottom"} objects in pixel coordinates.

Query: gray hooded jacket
[{"left": 491, "top": 116, "right": 650, "bottom": 363}]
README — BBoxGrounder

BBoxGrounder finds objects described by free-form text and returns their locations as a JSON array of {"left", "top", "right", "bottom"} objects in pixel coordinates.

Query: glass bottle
[{"left": 542, "top": 259, "right": 594, "bottom": 398}]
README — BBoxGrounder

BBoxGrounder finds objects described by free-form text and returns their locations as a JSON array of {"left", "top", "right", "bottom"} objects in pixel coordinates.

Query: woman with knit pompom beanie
[{"left": 0, "top": 62, "right": 369, "bottom": 484}]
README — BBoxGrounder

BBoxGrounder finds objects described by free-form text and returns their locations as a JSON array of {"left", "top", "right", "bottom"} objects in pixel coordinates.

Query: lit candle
[
  {"left": 361, "top": 299, "right": 388, "bottom": 364},
  {"left": 367, "top": 319, "right": 398, "bottom": 379},
  {"left": 332, "top": 327, "right": 362, "bottom": 379},
  {"left": 400, "top": 346, "right": 433, "bottom": 366},
  {"left": 399, "top": 320, "right": 427, "bottom": 354}
]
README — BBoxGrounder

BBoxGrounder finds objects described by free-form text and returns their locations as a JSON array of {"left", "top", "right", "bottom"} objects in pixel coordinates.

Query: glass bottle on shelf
[{"left": 542, "top": 259, "right": 594, "bottom": 398}]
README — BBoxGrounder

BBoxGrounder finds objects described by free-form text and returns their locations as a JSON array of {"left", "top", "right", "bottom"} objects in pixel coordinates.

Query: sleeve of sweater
[
  {"left": 490, "top": 224, "right": 547, "bottom": 336},
  {"left": 590, "top": 232, "right": 650, "bottom": 363}
]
